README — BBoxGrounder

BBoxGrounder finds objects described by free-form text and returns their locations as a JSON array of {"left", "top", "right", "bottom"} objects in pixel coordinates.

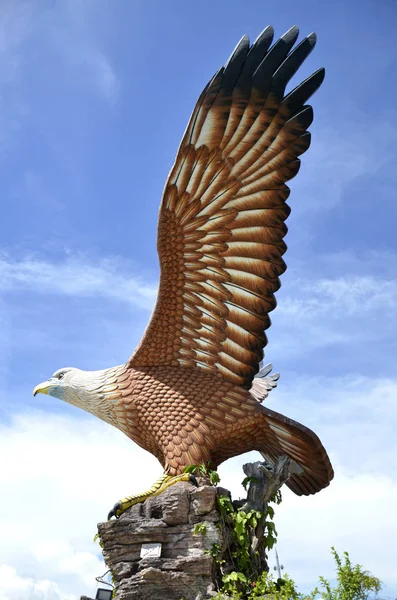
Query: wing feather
[{"left": 130, "top": 26, "right": 323, "bottom": 389}]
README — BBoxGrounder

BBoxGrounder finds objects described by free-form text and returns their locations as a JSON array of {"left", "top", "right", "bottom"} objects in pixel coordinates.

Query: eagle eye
[{"left": 58, "top": 372, "right": 65, "bottom": 380}]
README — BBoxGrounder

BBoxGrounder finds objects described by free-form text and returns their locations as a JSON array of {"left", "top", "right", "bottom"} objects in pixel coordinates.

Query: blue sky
[{"left": 0, "top": 1, "right": 396, "bottom": 598}]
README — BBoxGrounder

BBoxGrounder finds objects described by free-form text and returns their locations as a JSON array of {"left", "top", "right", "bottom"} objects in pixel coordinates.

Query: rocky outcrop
[
  {"left": 97, "top": 481, "right": 228, "bottom": 600},
  {"left": 96, "top": 460, "right": 294, "bottom": 599}
]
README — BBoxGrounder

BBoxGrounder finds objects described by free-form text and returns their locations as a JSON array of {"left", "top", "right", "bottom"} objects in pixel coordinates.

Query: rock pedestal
[
  {"left": 97, "top": 482, "right": 228, "bottom": 600},
  {"left": 96, "top": 459, "right": 295, "bottom": 599}
]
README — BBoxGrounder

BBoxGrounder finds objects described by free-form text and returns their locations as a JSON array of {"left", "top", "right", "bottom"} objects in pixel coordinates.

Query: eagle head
[{"left": 33, "top": 366, "right": 124, "bottom": 425}]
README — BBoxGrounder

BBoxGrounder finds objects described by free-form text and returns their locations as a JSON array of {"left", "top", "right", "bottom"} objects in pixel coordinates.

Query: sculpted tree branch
[{"left": 238, "top": 457, "right": 304, "bottom": 578}]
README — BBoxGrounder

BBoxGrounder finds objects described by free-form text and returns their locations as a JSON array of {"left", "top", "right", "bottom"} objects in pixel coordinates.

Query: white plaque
[{"left": 140, "top": 542, "right": 162, "bottom": 559}]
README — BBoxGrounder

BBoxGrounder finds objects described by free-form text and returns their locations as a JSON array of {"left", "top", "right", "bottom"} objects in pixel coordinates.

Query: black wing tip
[
  {"left": 252, "top": 25, "right": 275, "bottom": 47},
  {"left": 316, "top": 66, "right": 326, "bottom": 82},
  {"left": 307, "top": 31, "right": 317, "bottom": 45},
  {"left": 283, "top": 66, "right": 326, "bottom": 110},
  {"left": 222, "top": 34, "right": 251, "bottom": 93},
  {"left": 309, "top": 67, "right": 326, "bottom": 90},
  {"left": 282, "top": 25, "right": 300, "bottom": 42},
  {"left": 224, "top": 34, "right": 250, "bottom": 68},
  {"left": 200, "top": 26, "right": 323, "bottom": 118}
]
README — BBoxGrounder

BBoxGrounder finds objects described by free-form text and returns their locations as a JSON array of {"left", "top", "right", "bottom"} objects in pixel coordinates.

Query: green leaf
[
  {"left": 182, "top": 464, "right": 199, "bottom": 474},
  {"left": 193, "top": 523, "right": 207, "bottom": 536},
  {"left": 241, "top": 475, "right": 259, "bottom": 490}
]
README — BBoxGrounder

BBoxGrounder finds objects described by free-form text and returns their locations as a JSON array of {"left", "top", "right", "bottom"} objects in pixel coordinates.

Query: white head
[{"left": 33, "top": 366, "right": 123, "bottom": 424}]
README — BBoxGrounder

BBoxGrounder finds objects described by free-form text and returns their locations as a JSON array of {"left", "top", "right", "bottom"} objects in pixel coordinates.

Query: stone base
[{"left": 97, "top": 482, "right": 226, "bottom": 600}]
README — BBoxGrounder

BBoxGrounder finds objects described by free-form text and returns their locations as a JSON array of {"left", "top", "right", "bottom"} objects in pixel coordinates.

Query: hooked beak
[{"left": 33, "top": 380, "right": 52, "bottom": 396}]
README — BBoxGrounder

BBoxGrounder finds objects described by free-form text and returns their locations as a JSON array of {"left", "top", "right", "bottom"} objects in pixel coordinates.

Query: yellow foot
[{"left": 107, "top": 473, "right": 198, "bottom": 520}]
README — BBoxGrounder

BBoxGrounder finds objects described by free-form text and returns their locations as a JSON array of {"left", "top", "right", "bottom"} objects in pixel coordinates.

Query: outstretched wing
[{"left": 130, "top": 26, "right": 324, "bottom": 389}]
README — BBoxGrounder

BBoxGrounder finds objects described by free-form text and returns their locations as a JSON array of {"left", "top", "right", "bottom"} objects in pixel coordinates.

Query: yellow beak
[{"left": 33, "top": 381, "right": 51, "bottom": 396}]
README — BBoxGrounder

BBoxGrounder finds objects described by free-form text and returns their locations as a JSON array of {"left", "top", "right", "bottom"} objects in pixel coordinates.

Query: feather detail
[{"left": 129, "top": 26, "right": 324, "bottom": 391}]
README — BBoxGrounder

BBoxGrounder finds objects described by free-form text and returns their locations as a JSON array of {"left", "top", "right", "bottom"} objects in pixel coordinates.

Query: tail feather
[{"left": 260, "top": 406, "right": 334, "bottom": 495}]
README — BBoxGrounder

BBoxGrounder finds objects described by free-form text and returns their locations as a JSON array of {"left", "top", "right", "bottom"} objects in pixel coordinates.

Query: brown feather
[{"left": 120, "top": 28, "right": 334, "bottom": 496}]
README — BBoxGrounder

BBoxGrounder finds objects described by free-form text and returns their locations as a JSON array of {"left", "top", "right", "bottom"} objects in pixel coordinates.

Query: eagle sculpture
[{"left": 34, "top": 25, "right": 334, "bottom": 519}]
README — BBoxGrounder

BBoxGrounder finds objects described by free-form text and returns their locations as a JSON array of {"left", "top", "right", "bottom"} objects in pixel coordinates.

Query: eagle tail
[{"left": 259, "top": 406, "right": 334, "bottom": 495}]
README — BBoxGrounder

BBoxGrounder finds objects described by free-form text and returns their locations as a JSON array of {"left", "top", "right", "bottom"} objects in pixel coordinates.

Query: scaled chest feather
[{"left": 116, "top": 365, "right": 259, "bottom": 453}]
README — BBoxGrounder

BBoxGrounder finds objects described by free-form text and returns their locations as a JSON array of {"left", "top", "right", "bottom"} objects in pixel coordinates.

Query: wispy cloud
[
  {"left": 0, "top": 1, "right": 33, "bottom": 156},
  {"left": 45, "top": 1, "right": 120, "bottom": 104},
  {"left": 2, "top": 250, "right": 396, "bottom": 359},
  {"left": 280, "top": 274, "right": 397, "bottom": 318},
  {"left": 0, "top": 253, "right": 157, "bottom": 310},
  {"left": 0, "top": 0, "right": 120, "bottom": 153},
  {"left": 292, "top": 115, "right": 397, "bottom": 216},
  {"left": 0, "top": 565, "right": 76, "bottom": 600},
  {"left": 269, "top": 251, "right": 397, "bottom": 360},
  {"left": 82, "top": 50, "right": 120, "bottom": 105}
]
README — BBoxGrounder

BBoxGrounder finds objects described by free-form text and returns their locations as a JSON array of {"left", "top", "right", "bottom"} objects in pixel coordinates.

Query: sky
[{"left": 0, "top": 0, "right": 396, "bottom": 598}]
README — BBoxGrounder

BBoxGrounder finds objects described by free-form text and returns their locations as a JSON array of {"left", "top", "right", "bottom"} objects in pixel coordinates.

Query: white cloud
[
  {"left": 0, "top": 253, "right": 157, "bottom": 310},
  {"left": 219, "top": 375, "right": 397, "bottom": 595},
  {"left": 0, "top": 565, "right": 76, "bottom": 600},
  {"left": 1, "top": 373, "right": 396, "bottom": 598},
  {"left": 264, "top": 471, "right": 397, "bottom": 594},
  {"left": 284, "top": 275, "right": 397, "bottom": 316},
  {"left": 2, "top": 251, "right": 396, "bottom": 340},
  {"left": 268, "top": 268, "right": 397, "bottom": 360},
  {"left": 0, "top": 411, "right": 160, "bottom": 599},
  {"left": 2, "top": 249, "right": 396, "bottom": 372}
]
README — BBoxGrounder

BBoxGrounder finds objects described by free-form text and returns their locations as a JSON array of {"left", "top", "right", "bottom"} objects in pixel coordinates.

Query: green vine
[
  {"left": 93, "top": 532, "right": 103, "bottom": 548},
  {"left": 211, "top": 493, "right": 279, "bottom": 595},
  {"left": 183, "top": 464, "right": 281, "bottom": 597}
]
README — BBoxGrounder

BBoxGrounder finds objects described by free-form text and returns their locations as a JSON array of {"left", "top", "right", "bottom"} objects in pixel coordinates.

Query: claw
[
  {"left": 107, "top": 501, "right": 121, "bottom": 520},
  {"left": 189, "top": 474, "right": 199, "bottom": 487}
]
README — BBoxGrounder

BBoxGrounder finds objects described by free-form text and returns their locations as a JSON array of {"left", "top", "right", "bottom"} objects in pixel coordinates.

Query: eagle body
[
  {"left": 34, "top": 25, "right": 335, "bottom": 499},
  {"left": 52, "top": 364, "right": 332, "bottom": 496}
]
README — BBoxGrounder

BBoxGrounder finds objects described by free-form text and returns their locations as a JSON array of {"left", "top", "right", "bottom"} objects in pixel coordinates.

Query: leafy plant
[
  {"left": 311, "top": 547, "right": 383, "bottom": 600},
  {"left": 193, "top": 522, "right": 207, "bottom": 536},
  {"left": 208, "top": 474, "right": 280, "bottom": 598},
  {"left": 213, "top": 571, "right": 300, "bottom": 600},
  {"left": 241, "top": 476, "right": 259, "bottom": 490},
  {"left": 93, "top": 532, "right": 104, "bottom": 549},
  {"left": 183, "top": 463, "right": 221, "bottom": 486},
  {"left": 249, "top": 571, "right": 301, "bottom": 599},
  {"left": 222, "top": 571, "right": 248, "bottom": 595}
]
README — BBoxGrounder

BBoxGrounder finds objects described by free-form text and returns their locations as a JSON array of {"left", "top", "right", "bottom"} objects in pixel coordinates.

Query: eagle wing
[{"left": 130, "top": 26, "right": 324, "bottom": 389}]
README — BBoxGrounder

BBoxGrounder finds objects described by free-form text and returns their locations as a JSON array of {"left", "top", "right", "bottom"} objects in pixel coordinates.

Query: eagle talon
[
  {"left": 107, "top": 501, "right": 121, "bottom": 520},
  {"left": 189, "top": 474, "right": 198, "bottom": 487}
]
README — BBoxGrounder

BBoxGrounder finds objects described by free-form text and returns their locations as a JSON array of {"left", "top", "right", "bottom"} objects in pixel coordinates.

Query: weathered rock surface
[
  {"left": 96, "top": 460, "right": 288, "bottom": 600},
  {"left": 97, "top": 482, "right": 226, "bottom": 600}
]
